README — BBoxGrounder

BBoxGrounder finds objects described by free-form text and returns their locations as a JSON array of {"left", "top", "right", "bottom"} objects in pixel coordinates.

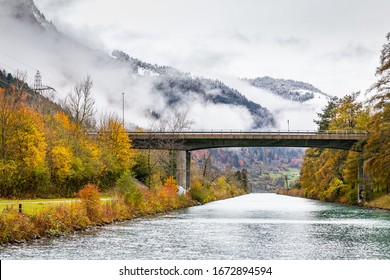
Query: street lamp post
[{"left": 122, "top": 92, "right": 125, "bottom": 127}]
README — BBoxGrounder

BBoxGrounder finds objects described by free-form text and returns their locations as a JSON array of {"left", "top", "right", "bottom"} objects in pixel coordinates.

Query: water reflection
[{"left": 1, "top": 193, "right": 390, "bottom": 259}]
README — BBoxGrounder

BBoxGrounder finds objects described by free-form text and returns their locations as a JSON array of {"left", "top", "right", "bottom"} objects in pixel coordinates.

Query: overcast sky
[{"left": 34, "top": 0, "right": 389, "bottom": 97}]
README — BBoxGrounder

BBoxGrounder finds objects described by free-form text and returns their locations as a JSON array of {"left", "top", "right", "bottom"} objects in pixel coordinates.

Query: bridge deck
[{"left": 127, "top": 131, "right": 367, "bottom": 151}]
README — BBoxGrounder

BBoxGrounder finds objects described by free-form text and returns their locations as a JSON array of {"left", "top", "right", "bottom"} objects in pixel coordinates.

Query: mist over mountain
[
  {"left": 0, "top": 0, "right": 337, "bottom": 192},
  {"left": 111, "top": 50, "right": 275, "bottom": 128},
  {"left": 0, "top": 0, "right": 331, "bottom": 131},
  {"left": 1, "top": 0, "right": 56, "bottom": 32},
  {"left": 0, "top": 0, "right": 278, "bottom": 130}
]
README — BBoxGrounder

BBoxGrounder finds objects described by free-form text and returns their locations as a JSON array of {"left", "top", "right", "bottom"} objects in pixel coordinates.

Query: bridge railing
[{"left": 124, "top": 130, "right": 368, "bottom": 135}]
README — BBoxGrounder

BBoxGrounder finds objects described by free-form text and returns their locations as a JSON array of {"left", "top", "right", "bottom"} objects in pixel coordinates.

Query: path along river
[{"left": 1, "top": 193, "right": 390, "bottom": 259}]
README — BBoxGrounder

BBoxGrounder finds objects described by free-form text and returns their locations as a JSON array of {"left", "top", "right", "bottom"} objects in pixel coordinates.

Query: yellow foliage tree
[
  {"left": 51, "top": 145, "right": 73, "bottom": 179},
  {"left": 99, "top": 119, "right": 135, "bottom": 171},
  {"left": 8, "top": 107, "right": 46, "bottom": 169}
]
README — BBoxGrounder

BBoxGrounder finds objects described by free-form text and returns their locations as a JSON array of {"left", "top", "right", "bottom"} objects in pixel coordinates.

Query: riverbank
[
  {"left": 277, "top": 188, "right": 390, "bottom": 211},
  {"left": 364, "top": 195, "right": 390, "bottom": 210},
  {"left": 0, "top": 179, "right": 247, "bottom": 245},
  {"left": 0, "top": 183, "right": 194, "bottom": 244}
]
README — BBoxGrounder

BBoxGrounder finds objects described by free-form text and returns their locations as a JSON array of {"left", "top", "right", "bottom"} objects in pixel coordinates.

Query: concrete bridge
[
  {"left": 127, "top": 130, "right": 367, "bottom": 151},
  {"left": 127, "top": 130, "right": 367, "bottom": 191}
]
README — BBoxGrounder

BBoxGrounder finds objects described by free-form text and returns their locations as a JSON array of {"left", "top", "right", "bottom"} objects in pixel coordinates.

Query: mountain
[
  {"left": 111, "top": 50, "right": 275, "bottom": 128},
  {"left": 1, "top": 0, "right": 56, "bottom": 32},
  {"left": 0, "top": 0, "right": 275, "bottom": 130},
  {"left": 245, "top": 76, "right": 330, "bottom": 102}
]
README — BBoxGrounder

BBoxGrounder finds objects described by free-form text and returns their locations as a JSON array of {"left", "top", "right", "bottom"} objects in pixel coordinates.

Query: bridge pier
[
  {"left": 357, "top": 156, "right": 364, "bottom": 203},
  {"left": 176, "top": 151, "right": 191, "bottom": 190}
]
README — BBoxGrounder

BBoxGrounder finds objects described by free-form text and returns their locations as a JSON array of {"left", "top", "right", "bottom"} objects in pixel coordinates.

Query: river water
[{"left": 1, "top": 193, "right": 390, "bottom": 259}]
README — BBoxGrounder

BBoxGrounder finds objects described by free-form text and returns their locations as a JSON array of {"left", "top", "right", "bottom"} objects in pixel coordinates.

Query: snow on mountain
[
  {"left": 111, "top": 50, "right": 275, "bottom": 129},
  {"left": 226, "top": 78, "right": 331, "bottom": 131},
  {"left": 245, "top": 76, "right": 330, "bottom": 102},
  {"left": 1, "top": 0, "right": 333, "bottom": 131}
]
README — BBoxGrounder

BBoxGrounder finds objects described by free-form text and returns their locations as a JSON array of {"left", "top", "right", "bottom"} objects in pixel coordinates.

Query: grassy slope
[
  {"left": 0, "top": 198, "right": 112, "bottom": 215},
  {"left": 364, "top": 195, "right": 390, "bottom": 210}
]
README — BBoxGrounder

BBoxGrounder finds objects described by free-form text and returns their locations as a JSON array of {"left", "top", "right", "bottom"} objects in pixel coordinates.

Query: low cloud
[
  {"left": 274, "top": 36, "right": 309, "bottom": 48},
  {"left": 0, "top": 6, "right": 259, "bottom": 131},
  {"left": 225, "top": 78, "right": 329, "bottom": 131},
  {"left": 186, "top": 98, "right": 254, "bottom": 130},
  {"left": 324, "top": 42, "right": 376, "bottom": 61},
  {"left": 35, "top": 0, "right": 84, "bottom": 11}
]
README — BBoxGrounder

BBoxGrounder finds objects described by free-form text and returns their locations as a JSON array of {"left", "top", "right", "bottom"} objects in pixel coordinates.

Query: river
[{"left": 1, "top": 193, "right": 390, "bottom": 259}]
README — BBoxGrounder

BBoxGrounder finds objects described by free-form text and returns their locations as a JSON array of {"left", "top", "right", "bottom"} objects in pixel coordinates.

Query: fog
[
  {"left": 34, "top": 0, "right": 390, "bottom": 98},
  {"left": 2, "top": 0, "right": 387, "bottom": 131},
  {"left": 0, "top": 2, "right": 258, "bottom": 130},
  {"left": 226, "top": 78, "right": 329, "bottom": 131}
]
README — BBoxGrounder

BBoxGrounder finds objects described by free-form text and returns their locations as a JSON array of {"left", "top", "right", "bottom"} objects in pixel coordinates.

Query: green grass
[
  {"left": 269, "top": 168, "right": 300, "bottom": 180},
  {"left": 0, "top": 197, "right": 113, "bottom": 215}
]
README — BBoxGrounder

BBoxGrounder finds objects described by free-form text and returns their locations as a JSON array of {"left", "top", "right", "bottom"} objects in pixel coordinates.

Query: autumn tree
[
  {"left": 299, "top": 92, "right": 368, "bottom": 204},
  {"left": 99, "top": 117, "right": 136, "bottom": 188},
  {"left": 3, "top": 106, "right": 49, "bottom": 197},
  {"left": 135, "top": 110, "right": 193, "bottom": 187},
  {"left": 155, "top": 110, "right": 193, "bottom": 181},
  {"left": 65, "top": 75, "right": 95, "bottom": 129},
  {"left": 365, "top": 32, "right": 390, "bottom": 195},
  {"left": 314, "top": 97, "right": 339, "bottom": 130},
  {"left": 0, "top": 71, "right": 28, "bottom": 161},
  {"left": 328, "top": 92, "right": 365, "bottom": 130},
  {"left": 44, "top": 111, "right": 102, "bottom": 196}
]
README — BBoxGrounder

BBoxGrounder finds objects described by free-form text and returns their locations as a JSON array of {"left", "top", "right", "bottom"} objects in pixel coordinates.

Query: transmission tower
[
  {"left": 33, "top": 70, "right": 56, "bottom": 94},
  {"left": 34, "top": 70, "right": 42, "bottom": 92}
]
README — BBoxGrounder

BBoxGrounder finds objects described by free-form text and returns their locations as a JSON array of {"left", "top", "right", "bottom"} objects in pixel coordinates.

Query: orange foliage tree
[{"left": 77, "top": 184, "right": 101, "bottom": 222}]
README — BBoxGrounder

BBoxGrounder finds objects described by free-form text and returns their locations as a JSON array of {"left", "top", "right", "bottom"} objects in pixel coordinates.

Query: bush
[
  {"left": 190, "top": 180, "right": 215, "bottom": 204},
  {"left": 0, "top": 213, "right": 37, "bottom": 243},
  {"left": 115, "top": 171, "right": 143, "bottom": 209},
  {"left": 77, "top": 184, "right": 101, "bottom": 222}
]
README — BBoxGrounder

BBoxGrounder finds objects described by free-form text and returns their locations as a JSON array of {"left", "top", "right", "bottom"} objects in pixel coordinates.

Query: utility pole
[
  {"left": 122, "top": 92, "right": 125, "bottom": 127},
  {"left": 287, "top": 119, "right": 290, "bottom": 132}
]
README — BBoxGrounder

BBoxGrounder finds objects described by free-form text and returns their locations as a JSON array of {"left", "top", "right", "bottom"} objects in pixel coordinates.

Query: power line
[
  {"left": 0, "top": 48, "right": 59, "bottom": 88},
  {"left": 0, "top": 49, "right": 39, "bottom": 72},
  {"left": 0, "top": 61, "right": 36, "bottom": 85}
]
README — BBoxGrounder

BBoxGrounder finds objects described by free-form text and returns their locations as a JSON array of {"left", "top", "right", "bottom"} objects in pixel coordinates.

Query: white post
[{"left": 122, "top": 92, "right": 125, "bottom": 127}]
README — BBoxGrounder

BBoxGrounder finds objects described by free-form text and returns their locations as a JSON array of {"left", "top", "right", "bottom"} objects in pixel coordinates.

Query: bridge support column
[
  {"left": 357, "top": 156, "right": 364, "bottom": 204},
  {"left": 186, "top": 151, "right": 191, "bottom": 189},
  {"left": 176, "top": 151, "right": 191, "bottom": 190}
]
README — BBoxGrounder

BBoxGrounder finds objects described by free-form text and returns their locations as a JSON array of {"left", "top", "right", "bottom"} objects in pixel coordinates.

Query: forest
[
  {"left": 282, "top": 33, "right": 390, "bottom": 208},
  {"left": 0, "top": 69, "right": 248, "bottom": 199},
  {"left": 0, "top": 69, "right": 250, "bottom": 243}
]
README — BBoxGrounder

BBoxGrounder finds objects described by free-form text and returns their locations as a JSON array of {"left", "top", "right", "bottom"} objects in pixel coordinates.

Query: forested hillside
[
  {"left": 0, "top": 69, "right": 249, "bottom": 202},
  {"left": 0, "top": 71, "right": 137, "bottom": 198},
  {"left": 192, "top": 147, "right": 304, "bottom": 192},
  {"left": 283, "top": 33, "right": 390, "bottom": 207},
  {"left": 112, "top": 50, "right": 275, "bottom": 129},
  {"left": 245, "top": 76, "right": 329, "bottom": 102}
]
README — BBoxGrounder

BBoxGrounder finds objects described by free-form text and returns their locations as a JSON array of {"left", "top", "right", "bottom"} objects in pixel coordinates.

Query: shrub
[
  {"left": 77, "top": 184, "right": 101, "bottom": 222},
  {"left": 115, "top": 171, "right": 143, "bottom": 209},
  {"left": 190, "top": 180, "right": 215, "bottom": 204},
  {"left": 0, "top": 213, "right": 37, "bottom": 243}
]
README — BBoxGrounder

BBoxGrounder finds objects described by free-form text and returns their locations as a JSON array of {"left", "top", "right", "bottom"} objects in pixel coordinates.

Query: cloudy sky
[{"left": 33, "top": 0, "right": 390, "bottom": 97}]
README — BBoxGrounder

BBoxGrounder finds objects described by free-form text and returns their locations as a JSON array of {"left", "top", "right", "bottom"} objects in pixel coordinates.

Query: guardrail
[{"left": 125, "top": 130, "right": 368, "bottom": 135}]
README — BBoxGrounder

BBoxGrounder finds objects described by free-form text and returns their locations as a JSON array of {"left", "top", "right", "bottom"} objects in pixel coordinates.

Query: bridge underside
[
  {"left": 128, "top": 132, "right": 366, "bottom": 190},
  {"left": 131, "top": 138, "right": 361, "bottom": 151},
  {"left": 182, "top": 138, "right": 360, "bottom": 151}
]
